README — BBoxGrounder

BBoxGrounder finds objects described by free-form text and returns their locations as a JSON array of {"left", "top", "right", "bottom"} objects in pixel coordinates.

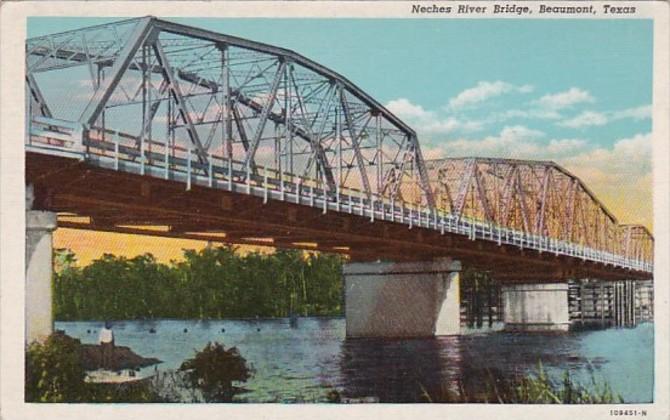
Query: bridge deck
[{"left": 26, "top": 134, "right": 651, "bottom": 281}]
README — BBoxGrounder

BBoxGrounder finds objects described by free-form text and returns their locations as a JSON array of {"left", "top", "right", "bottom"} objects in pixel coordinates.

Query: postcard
[{"left": 1, "top": 1, "right": 668, "bottom": 419}]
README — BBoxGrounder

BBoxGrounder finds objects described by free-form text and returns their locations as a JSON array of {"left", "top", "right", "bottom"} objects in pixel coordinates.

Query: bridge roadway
[
  {"left": 24, "top": 17, "right": 653, "bottom": 340},
  {"left": 26, "top": 144, "right": 650, "bottom": 283}
]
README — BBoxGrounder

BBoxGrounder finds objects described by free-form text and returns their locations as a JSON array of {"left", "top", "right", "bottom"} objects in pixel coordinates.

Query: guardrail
[{"left": 26, "top": 117, "right": 653, "bottom": 273}]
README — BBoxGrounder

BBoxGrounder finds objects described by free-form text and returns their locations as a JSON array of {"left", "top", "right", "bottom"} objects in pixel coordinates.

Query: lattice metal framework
[
  {"left": 26, "top": 16, "right": 435, "bottom": 209},
  {"left": 25, "top": 17, "right": 653, "bottom": 273},
  {"left": 426, "top": 158, "right": 654, "bottom": 264}
]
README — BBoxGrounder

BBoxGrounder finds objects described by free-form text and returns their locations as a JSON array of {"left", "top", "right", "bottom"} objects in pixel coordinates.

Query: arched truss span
[
  {"left": 26, "top": 16, "right": 435, "bottom": 208},
  {"left": 426, "top": 158, "right": 653, "bottom": 264}
]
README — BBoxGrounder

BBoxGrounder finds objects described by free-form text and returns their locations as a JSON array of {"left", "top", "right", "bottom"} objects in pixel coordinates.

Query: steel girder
[
  {"left": 426, "top": 157, "right": 654, "bottom": 264},
  {"left": 25, "top": 16, "right": 436, "bottom": 210}
]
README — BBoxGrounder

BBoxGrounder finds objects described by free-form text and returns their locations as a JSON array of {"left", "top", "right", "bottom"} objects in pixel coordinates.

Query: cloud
[
  {"left": 545, "top": 138, "right": 587, "bottom": 155},
  {"left": 611, "top": 104, "right": 652, "bottom": 121},
  {"left": 386, "top": 98, "right": 484, "bottom": 135},
  {"left": 432, "top": 125, "right": 589, "bottom": 160},
  {"left": 440, "top": 125, "right": 547, "bottom": 158},
  {"left": 534, "top": 87, "right": 595, "bottom": 110},
  {"left": 560, "top": 132, "right": 652, "bottom": 226},
  {"left": 448, "top": 81, "right": 533, "bottom": 110},
  {"left": 493, "top": 108, "right": 563, "bottom": 122},
  {"left": 563, "top": 132, "right": 652, "bottom": 180},
  {"left": 558, "top": 111, "right": 608, "bottom": 128},
  {"left": 386, "top": 98, "right": 429, "bottom": 119},
  {"left": 558, "top": 104, "right": 652, "bottom": 129}
]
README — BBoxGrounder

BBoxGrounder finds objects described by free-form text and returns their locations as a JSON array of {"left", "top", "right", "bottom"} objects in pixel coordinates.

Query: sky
[{"left": 29, "top": 17, "right": 654, "bottom": 263}]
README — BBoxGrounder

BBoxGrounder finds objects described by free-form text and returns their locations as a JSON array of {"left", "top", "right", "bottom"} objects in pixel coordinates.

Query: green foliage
[
  {"left": 53, "top": 247, "right": 344, "bottom": 321},
  {"left": 179, "top": 342, "right": 252, "bottom": 402},
  {"left": 510, "top": 362, "right": 624, "bottom": 404},
  {"left": 25, "top": 332, "right": 188, "bottom": 403},
  {"left": 25, "top": 333, "right": 87, "bottom": 402},
  {"left": 421, "top": 361, "right": 624, "bottom": 404}
]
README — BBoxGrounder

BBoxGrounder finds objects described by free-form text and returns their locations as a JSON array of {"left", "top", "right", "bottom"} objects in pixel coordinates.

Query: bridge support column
[
  {"left": 26, "top": 210, "right": 57, "bottom": 343},
  {"left": 343, "top": 258, "right": 461, "bottom": 338},
  {"left": 502, "top": 283, "right": 570, "bottom": 332}
]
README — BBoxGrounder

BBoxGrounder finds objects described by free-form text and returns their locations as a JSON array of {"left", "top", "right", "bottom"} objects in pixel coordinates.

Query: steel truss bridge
[{"left": 25, "top": 17, "right": 653, "bottom": 282}]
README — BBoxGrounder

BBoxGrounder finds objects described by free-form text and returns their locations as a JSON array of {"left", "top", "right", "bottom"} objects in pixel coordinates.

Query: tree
[
  {"left": 179, "top": 342, "right": 252, "bottom": 402},
  {"left": 25, "top": 333, "right": 87, "bottom": 402}
]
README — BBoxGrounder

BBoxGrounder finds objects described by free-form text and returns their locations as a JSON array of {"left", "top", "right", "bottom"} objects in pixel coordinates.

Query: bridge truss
[
  {"left": 25, "top": 17, "right": 653, "bottom": 277},
  {"left": 27, "top": 16, "right": 434, "bottom": 208},
  {"left": 426, "top": 158, "right": 654, "bottom": 265}
]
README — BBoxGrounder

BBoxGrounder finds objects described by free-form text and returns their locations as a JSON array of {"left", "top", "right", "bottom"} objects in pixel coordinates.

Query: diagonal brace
[
  {"left": 152, "top": 38, "right": 210, "bottom": 171},
  {"left": 242, "top": 61, "right": 286, "bottom": 174},
  {"left": 340, "top": 86, "right": 372, "bottom": 198}
]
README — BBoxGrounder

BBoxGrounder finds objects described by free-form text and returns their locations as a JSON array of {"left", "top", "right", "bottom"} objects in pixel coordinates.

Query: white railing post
[
  {"left": 140, "top": 134, "right": 145, "bottom": 176},
  {"left": 370, "top": 196, "right": 375, "bottom": 222},
  {"left": 263, "top": 168, "right": 268, "bottom": 204},
  {"left": 322, "top": 185, "right": 327, "bottom": 215},
  {"left": 280, "top": 169, "right": 285, "bottom": 201},
  {"left": 186, "top": 146, "right": 192, "bottom": 191},
  {"left": 208, "top": 153, "right": 213, "bottom": 188},
  {"left": 113, "top": 132, "right": 119, "bottom": 171},
  {"left": 246, "top": 163, "right": 251, "bottom": 194},
  {"left": 164, "top": 136, "right": 169, "bottom": 180},
  {"left": 228, "top": 156, "right": 233, "bottom": 191},
  {"left": 296, "top": 178, "right": 302, "bottom": 204},
  {"left": 336, "top": 184, "right": 340, "bottom": 212}
]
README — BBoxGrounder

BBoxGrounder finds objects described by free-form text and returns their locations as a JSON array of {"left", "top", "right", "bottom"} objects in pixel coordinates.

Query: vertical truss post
[
  {"left": 376, "top": 113, "right": 382, "bottom": 194},
  {"left": 336, "top": 106, "right": 342, "bottom": 188},
  {"left": 153, "top": 38, "right": 210, "bottom": 174},
  {"left": 220, "top": 44, "right": 233, "bottom": 160},
  {"left": 81, "top": 32, "right": 98, "bottom": 90},
  {"left": 286, "top": 63, "right": 294, "bottom": 182},
  {"left": 140, "top": 44, "right": 147, "bottom": 176}
]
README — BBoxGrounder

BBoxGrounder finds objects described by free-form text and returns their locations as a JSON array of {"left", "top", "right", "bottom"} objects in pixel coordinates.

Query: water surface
[{"left": 56, "top": 318, "right": 654, "bottom": 403}]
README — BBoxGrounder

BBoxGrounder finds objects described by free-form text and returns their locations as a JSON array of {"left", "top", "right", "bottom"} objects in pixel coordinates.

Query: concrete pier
[
  {"left": 502, "top": 283, "right": 570, "bottom": 332},
  {"left": 25, "top": 210, "right": 57, "bottom": 343},
  {"left": 344, "top": 259, "right": 461, "bottom": 338}
]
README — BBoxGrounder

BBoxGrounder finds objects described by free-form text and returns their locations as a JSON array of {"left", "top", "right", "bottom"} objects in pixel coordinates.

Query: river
[{"left": 55, "top": 318, "right": 654, "bottom": 403}]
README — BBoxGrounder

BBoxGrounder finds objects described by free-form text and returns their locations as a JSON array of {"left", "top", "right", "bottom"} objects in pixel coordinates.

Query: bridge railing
[
  {"left": 28, "top": 117, "right": 84, "bottom": 153},
  {"left": 26, "top": 117, "right": 653, "bottom": 274}
]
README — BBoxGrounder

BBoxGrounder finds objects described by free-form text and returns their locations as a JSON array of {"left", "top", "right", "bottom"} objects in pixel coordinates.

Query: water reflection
[
  {"left": 340, "top": 336, "right": 462, "bottom": 402},
  {"left": 55, "top": 319, "right": 653, "bottom": 403}
]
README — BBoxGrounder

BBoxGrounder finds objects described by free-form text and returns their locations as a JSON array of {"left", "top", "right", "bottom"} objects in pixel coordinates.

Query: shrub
[
  {"left": 25, "top": 333, "right": 87, "bottom": 402},
  {"left": 179, "top": 342, "right": 252, "bottom": 402}
]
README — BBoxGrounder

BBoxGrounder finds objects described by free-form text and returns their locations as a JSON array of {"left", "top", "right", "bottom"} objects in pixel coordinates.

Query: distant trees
[{"left": 53, "top": 246, "right": 344, "bottom": 321}]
